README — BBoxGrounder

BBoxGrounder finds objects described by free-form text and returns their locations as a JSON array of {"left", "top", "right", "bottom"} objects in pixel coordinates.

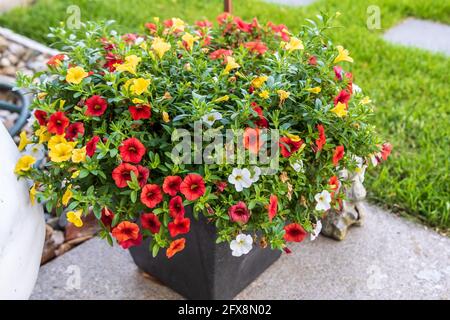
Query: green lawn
[{"left": 1, "top": 0, "right": 449, "bottom": 230}]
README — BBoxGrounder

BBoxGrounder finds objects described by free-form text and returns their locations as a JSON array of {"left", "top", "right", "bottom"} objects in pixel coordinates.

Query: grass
[{"left": 1, "top": 0, "right": 449, "bottom": 230}]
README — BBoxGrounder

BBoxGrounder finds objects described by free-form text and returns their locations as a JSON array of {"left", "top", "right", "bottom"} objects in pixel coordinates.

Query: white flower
[
  {"left": 230, "top": 233, "right": 253, "bottom": 257},
  {"left": 310, "top": 220, "right": 322, "bottom": 241},
  {"left": 314, "top": 190, "right": 332, "bottom": 211},
  {"left": 353, "top": 155, "right": 367, "bottom": 182},
  {"left": 202, "top": 111, "right": 222, "bottom": 126},
  {"left": 228, "top": 168, "right": 252, "bottom": 192},
  {"left": 352, "top": 83, "right": 362, "bottom": 94},
  {"left": 24, "top": 143, "right": 45, "bottom": 160},
  {"left": 291, "top": 160, "right": 304, "bottom": 173},
  {"left": 250, "top": 166, "right": 261, "bottom": 183}
]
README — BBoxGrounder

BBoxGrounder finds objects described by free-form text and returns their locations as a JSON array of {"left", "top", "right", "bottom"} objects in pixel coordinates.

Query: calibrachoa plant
[{"left": 15, "top": 13, "right": 391, "bottom": 258}]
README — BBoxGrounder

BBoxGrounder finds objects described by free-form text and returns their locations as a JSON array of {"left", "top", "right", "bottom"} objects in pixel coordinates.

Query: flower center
[
  {"left": 94, "top": 104, "right": 102, "bottom": 110},
  {"left": 235, "top": 175, "right": 242, "bottom": 181}
]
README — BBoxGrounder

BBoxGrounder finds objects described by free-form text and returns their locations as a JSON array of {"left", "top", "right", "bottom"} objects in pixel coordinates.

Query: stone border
[{"left": 0, "top": 27, "right": 58, "bottom": 56}]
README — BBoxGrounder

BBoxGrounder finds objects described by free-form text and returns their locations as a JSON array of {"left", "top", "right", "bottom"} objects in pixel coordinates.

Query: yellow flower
[
  {"left": 277, "top": 90, "right": 290, "bottom": 104},
  {"left": 72, "top": 147, "right": 86, "bottom": 163},
  {"left": 35, "top": 126, "right": 51, "bottom": 144},
  {"left": 18, "top": 130, "right": 30, "bottom": 151},
  {"left": 330, "top": 102, "right": 348, "bottom": 117},
  {"left": 71, "top": 170, "right": 80, "bottom": 179},
  {"left": 163, "top": 92, "right": 172, "bottom": 100},
  {"left": 182, "top": 32, "right": 199, "bottom": 51},
  {"left": 224, "top": 56, "right": 240, "bottom": 74},
  {"left": 361, "top": 96, "right": 372, "bottom": 104},
  {"left": 151, "top": 37, "right": 171, "bottom": 59},
  {"left": 139, "top": 41, "right": 148, "bottom": 50},
  {"left": 171, "top": 18, "right": 185, "bottom": 31},
  {"left": 285, "top": 37, "right": 304, "bottom": 52},
  {"left": 130, "top": 78, "right": 151, "bottom": 95},
  {"left": 29, "top": 184, "right": 37, "bottom": 205},
  {"left": 48, "top": 135, "right": 67, "bottom": 150},
  {"left": 214, "top": 95, "right": 230, "bottom": 103},
  {"left": 49, "top": 142, "right": 74, "bottom": 162},
  {"left": 14, "top": 155, "right": 36, "bottom": 174},
  {"left": 333, "top": 45, "right": 353, "bottom": 64},
  {"left": 306, "top": 87, "right": 321, "bottom": 94},
  {"left": 62, "top": 185, "right": 73, "bottom": 206},
  {"left": 162, "top": 111, "right": 170, "bottom": 123},
  {"left": 66, "top": 66, "right": 88, "bottom": 84},
  {"left": 251, "top": 76, "right": 268, "bottom": 89},
  {"left": 286, "top": 133, "right": 301, "bottom": 142},
  {"left": 115, "top": 55, "right": 141, "bottom": 75},
  {"left": 132, "top": 98, "right": 145, "bottom": 104},
  {"left": 67, "top": 209, "right": 83, "bottom": 228},
  {"left": 259, "top": 90, "right": 270, "bottom": 99},
  {"left": 37, "top": 92, "right": 47, "bottom": 100}
]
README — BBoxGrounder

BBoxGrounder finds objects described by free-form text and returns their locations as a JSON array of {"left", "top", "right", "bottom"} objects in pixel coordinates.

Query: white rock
[{"left": 0, "top": 123, "right": 45, "bottom": 299}]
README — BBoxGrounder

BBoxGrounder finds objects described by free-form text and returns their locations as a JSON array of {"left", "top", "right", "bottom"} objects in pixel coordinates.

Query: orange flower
[
  {"left": 112, "top": 221, "right": 139, "bottom": 243},
  {"left": 166, "top": 238, "right": 186, "bottom": 258},
  {"left": 243, "top": 127, "right": 264, "bottom": 154}
]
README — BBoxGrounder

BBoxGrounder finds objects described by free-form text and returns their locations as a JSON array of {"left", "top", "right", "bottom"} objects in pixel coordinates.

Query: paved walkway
[
  {"left": 384, "top": 18, "right": 450, "bottom": 56},
  {"left": 31, "top": 203, "right": 450, "bottom": 300}
]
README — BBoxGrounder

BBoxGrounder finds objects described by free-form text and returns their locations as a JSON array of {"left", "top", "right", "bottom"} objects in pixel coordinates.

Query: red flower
[
  {"left": 345, "top": 72, "right": 353, "bottom": 94},
  {"left": 244, "top": 41, "right": 268, "bottom": 55},
  {"left": 141, "top": 213, "right": 161, "bottom": 234},
  {"left": 112, "top": 163, "right": 139, "bottom": 188},
  {"left": 381, "top": 143, "right": 392, "bottom": 161},
  {"left": 308, "top": 55, "right": 318, "bottom": 65},
  {"left": 34, "top": 110, "right": 48, "bottom": 126},
  {"left": 112, "top": 221, "right": 142, "bottom": 249},
  {"left": 267, "top": 22, "right": 290, "bottom": 41},
  {"left": 334, "top": 89, "right": 351, "bottom": 106},
  {"left": 166, "top": 238, "right": 186, "bottom": 258},
  {"left": 144, "top": 22, "right": 157, "bottom": 34},
  {"left": 168, "top": 217, "right": 190, "bottom": 237},
  {"left": 129, "top": 104, "right": 151, "bottom": 120},
  {"left": 85, "top": 95, "right": 108, "bottom": 117},
  {"left": 215, "top": 181, "right": 227, "bottom": 193},
  {"left": 268, "top": 195, "right": 278, "bottom": 222},
  {"left": 163, "top": 19, "right": 173, "bottom": 28},
  {"left": 163, "top": 175, "right": 182, "bottom": 196},
  {"left": 333, "top": 65, "right": 343, "bottom": 81},
  {"left": 141, "top": 184, "right": 163, "bottom": 208},
  {"left": 180, "top": 174, "right": 206, "bottom": 201},
  {"left": 279, "top": 137, "right": 303, "bottom": 158},
  {"left": 65, "top": 122, "right": 85, "bottom": 141},
  {"left": 217, "top": 12, "right": 231, "bottom": 25},
  {"left": 47, "top": 111, "right": 69, "bottom": 135},
  {"left": 332, "top": 145, "right": 345, "bottom": 166},
  {"left": 234, "top": 17, "right": 253, "bottom": 33},
  {"left": 47, "top": 54, "right": 65, "bottom": 67},
  {"left": 315, "top": 124, "right": 326, "bottom": 152},
  {"left": 329, "top": 175, "right": 340, "bottom": 198},
  {"left": 195, "top": 19, "right": 213, "bottom": 28},
  {"left": 122, "top": 33, "right": 137, "bottom": 43},
  {"left": 136, "top": 165, "right": 150, "bottom": 188},
  {"left": 252, "top": 104, "right": 269, "bottom": 128},
  {"left": 86, "top": 135, "right": 100, "bottom": 157},
  {"left": 209, "top": 49, "right": 232, "bottom": 61},
  {"left": 243, "top": 127, "right": 264, "bottom": 154},
  {"left": 119, "top": 137, "right": 146, "bottom": 163},
  {"left": 100, "top": 207, "right": 114, "bottom": 230},
  {"left": 228, "top": 201, "right": 251, "bottom": 224},
  {"left": 169, "top": 196, "right": 185, "bottom": 219},
  {"left": 104, "top": 52, "right": 123, "bottom": 72},
  {"left": 284, "top": 223, "right": 307, "bottom": 242}
]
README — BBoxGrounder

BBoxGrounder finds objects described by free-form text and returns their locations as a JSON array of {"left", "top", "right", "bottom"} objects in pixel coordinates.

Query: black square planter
[{"left": 129, "top": 206, "right": 281, "bottom": 299}]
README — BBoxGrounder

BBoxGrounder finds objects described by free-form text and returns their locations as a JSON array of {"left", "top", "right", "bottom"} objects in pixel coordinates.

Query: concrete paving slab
[
  {"left": 31, "top": 203, "right": 450, "bottom": 300},
  {"left": 384, "top": 18, "right": 450, "bottom": 56},
  {"left": 264, "top": 0, "right": 317, "bottom": 6}
]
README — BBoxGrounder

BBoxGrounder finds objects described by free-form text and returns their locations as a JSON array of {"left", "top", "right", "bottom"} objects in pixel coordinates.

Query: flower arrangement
[{"left": 15, "top": 13, "right": 391, "bottom": 259}]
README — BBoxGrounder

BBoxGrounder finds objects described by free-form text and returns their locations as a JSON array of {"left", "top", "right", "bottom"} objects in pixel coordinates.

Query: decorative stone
[{"left": 0, "top": 122, "right": 46, "bottom": 299}]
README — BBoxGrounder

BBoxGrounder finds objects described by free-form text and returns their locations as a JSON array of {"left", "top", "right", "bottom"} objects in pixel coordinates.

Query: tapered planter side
[{"left": 129, "top": 206, "right": 281, "bottom": 300}]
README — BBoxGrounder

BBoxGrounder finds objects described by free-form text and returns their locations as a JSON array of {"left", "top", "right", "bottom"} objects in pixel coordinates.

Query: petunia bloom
[
  {"left": 315, "top": 124, "right": 326, "bottom": 151},
  {"left": 34, "top": 110, "right": 48, "bottom": 126},
  {"left": 100, "top": 208, "right": 114, "bottom": 230},
  {"left": 332, "top": 145, "right": 345, "bottom": 166},
  {"left": 166, "top": 238, "right": 186, "bottom": 258},
  {"left": 230, "top": 233, "right": 253, "bottom": 257},
  {"left": 136, "top": 165, "right": 150, "bottom": 187},
  {"left": 129, "top": 104, "right": 151, "bottom": 120},
  {"left": 85, "top": 95, "right": 108, "bottom": 117},
  {"left": 179, "top": 174, "right": 206, "bottom": 201},
  {"left": 228, "top": 168, "right": 252, "bottom": 192},
  {"left": 244, "top": 41, "right": 268, "bottom": 55},
  {"left": 112, "top": 221, "right": 142, "bottom": 249},
  {"left": 243, "top": 127, "right": 264, "bottom": 154},
  {"left": 279, "top": 137, "right": 303, "bottom": 158},
  {"left": 66, "top": 209, "right": 83, "bottom": 228},
  {"left": 268, "top": 195, "right": 278, "bottom": 222},
  {"left": 381, "top": 143, "right": 392, "bottom": 161},
  {"left": 228, "top": 201, "right": 251, "bottom": 224},
  {"left": 209, "top": 49, "right": 232, "bottom": 61},
  {"left": 66, "top": 66, "right": 88, "bottom": 84},
  {"left": 47, "top": 54, "right": 65, "bottom": 67},
  {"left": 168, "top": 216, "right": 191, "bottom": 237},
  {"left": 334, "top": 89, "right": 351, "bottom": 106},
  {"left": 112, "top": 163, "right": 139, "bottom": 188},
  {"left": 86, "top": 135, "right": 100, "bottom": 157},
  {"left": 284, "top": 223, "right": 307, "bottom": 242},
  {"left": 141, "top": 184, "right": 163, "bottom": 208},
  {"left": 169, "top": 196, "right": 185, "bottom": 219},
  {"left": 315, "top": 190, "right": 332, "bottom": 211},
  {"left": 141, "top": 213, "right": 161, "bottom": 234},
  {"left": 47, "top": 111, "right": 69, "bottom": 135},
  {"left": 65, "top": 122, "right": 85, "bottom": 141},
  {"left": 119, "top": 137, "right": 146, "bottom": 163},
  {"left": 162, "top": 175, "right": 182, "bottom": 196}
]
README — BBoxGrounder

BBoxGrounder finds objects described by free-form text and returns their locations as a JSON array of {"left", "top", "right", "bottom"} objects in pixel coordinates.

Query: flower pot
[
  {"left": 129, "top": 205, "right": 281, "bottom": 300},
  {"left": 0, "top": 123, "right": 45, "bottom": 299}
]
